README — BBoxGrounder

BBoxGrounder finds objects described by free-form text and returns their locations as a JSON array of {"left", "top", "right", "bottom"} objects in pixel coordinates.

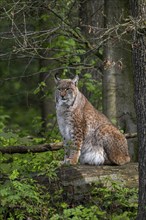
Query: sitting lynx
[{"left": 55, "top": 74, "right": 130, "bottom": 166}]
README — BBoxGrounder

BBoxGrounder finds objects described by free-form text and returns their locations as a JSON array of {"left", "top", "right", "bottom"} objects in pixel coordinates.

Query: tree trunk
[
  {"left": 38, "top": 7, "right": 56, "bottom": 133},
  {"left": 39, "top": 70, "right": 55, "bottom": 132},
  {"left": 58, "top": 163, "right": 138, "bottom": 188},
  {"left": 79, "top": 0, "right": 104, "bottom": 108},
  {"left": 79, "top": 0, "right": 104, "bottom": 36},
  {"left": 103, "top": 0, "right": 137, "bottom": 161},
  {"left": 130, "top": 0, "right": 146, "bottom": 219}
]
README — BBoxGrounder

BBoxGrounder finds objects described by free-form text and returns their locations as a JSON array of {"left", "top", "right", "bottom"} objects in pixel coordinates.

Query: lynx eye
[{"left": 66, "top": 88, "right": 72, "bottom": 91}]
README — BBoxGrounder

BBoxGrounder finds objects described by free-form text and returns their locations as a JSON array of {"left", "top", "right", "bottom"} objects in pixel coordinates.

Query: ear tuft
[
  {"left": 54, "top": 73, "right": 61, "bottom": 84},
  {"left": 72, "top": 75, "right": 79, "bottom": 86}
]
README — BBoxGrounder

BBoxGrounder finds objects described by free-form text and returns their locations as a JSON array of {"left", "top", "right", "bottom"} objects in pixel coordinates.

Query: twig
[{"left": 124, "top": 133, "right": 137, "bottom": 139}]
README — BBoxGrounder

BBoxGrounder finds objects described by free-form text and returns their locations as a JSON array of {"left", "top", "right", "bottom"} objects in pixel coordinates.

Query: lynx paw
[{"left": 61, "top": 158, "right": 77, "bottom": 165}]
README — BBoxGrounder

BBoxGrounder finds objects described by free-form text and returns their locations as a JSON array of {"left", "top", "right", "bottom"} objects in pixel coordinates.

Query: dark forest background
[{"left": 0, "top": 0, "right": 145, "bottom": 219}]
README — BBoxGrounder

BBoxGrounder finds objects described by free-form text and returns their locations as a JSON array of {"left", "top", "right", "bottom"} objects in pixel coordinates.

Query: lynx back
[{"left": 55, "top": 75, "right": 130, "bottom": 166}]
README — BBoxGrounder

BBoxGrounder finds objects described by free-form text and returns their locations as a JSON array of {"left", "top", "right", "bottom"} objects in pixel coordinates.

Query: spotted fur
[{"left": 55, "top": 75, "right": 130, "bottom": 165}]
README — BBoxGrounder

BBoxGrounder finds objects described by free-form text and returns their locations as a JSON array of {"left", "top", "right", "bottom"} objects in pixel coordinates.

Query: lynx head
[{"left": 54, "top": 74, "right": 79, "bottom": 106}]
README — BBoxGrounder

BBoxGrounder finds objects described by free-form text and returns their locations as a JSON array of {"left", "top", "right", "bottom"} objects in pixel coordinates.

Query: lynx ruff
[{"left": 55, "top": 75, "right": 130, "bottom": 166}]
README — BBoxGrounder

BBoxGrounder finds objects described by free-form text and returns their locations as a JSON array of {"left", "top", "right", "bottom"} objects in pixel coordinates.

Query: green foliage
[
  {"left": 0, "top": 107, "right": 10, "bottom": 132},
  {"left": 0, "top": 1, "right": 138, "bottom": 219},
  {"left": 0, "top": 78, "right": 137, "bottom": 220},
  {"left": 0, "top": 179, "right": 43, "bottom": 219},
  {"left": 79, "top": 73, "right": 102, "bottom": 109},
  {"left": 90, "top": 180, "right": 138, "bottom": 219},
  {"left": 50, "top": 33, "right": 86, "bottom": 76},
  {"left": 0, "top": 0, "right": 103, "bottom": 136},
  {"left": 50, "top": 205, "right": 106, "bottom": 220},
  {"left": 0, "top": 134, "right": 138, "bottom": 220},
  {"left": 0, "top": 124, "right": 138, "bottom": 219},
  {"left": 33, "top": 82, "right": 47, "bottom": 95},
  {"left": 49, "top": 180, "right": 138, "bottom": 220},
  {"left": 0, "top": 143, "right": 62, "bottom": 219}
]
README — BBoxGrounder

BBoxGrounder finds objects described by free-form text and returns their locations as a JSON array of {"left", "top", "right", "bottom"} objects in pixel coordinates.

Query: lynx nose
[
  {"left": 61, "top": 95, "right": 65, "bottom": 99},
  {"left": 60, "top": 91, "right": 66, "bottom": 99}
]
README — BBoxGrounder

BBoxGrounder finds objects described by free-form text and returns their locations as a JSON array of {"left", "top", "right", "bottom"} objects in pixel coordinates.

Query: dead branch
[
  {"left": 0, "top": 132, "right": 137, "bottom": 154},
  {"left": 0, "top": 142, "right": 63, "bottom": 154},
  {"left": 124, "top": 132, "right": 137, "bottom": 138}
]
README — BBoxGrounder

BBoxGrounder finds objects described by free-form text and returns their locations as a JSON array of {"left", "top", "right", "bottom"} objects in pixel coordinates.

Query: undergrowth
[
  {"left": 0, "top": 126, "right": 138, "bottom": 219},
  {"left": 0, "top": 151, "right": 138, "bottom": 219}
]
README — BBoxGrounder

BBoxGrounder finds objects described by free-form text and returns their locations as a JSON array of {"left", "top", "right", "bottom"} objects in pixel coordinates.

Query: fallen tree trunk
[
  {"left": 0, "top": 133, "right": 137, "bottom": 154},
  {"left": 58, "top": 163, "right": 138, "bottom": 188},
  {"left": 0, "top": 142, "right": 63, "bottom": 154},
  {"left": 36, "top": 163, "right": 138, "bottom": 200},
  {"left": 0, "top": 162, "right": 138, "bottom": 201}
]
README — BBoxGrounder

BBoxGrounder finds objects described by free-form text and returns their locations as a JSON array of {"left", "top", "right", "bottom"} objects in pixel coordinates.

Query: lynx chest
[{"left": 56, "top": 109, "right": 74, "bottom": 141}]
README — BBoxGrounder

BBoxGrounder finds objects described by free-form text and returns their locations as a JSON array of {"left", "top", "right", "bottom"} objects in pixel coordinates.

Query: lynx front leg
[
  {"left": 63, "top": 138, "right": 82, "bottom": 165},
  {"left": 62, "top": 139, "right": 71, "bottom": 164},
  {"left": 68, "top": 142, "right": 81, "bottom": 165}
]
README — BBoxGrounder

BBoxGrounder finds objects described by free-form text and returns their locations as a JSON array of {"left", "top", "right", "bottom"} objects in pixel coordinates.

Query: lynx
[{"left": 55, "top": 74, "right": 130, "bottom": 166}]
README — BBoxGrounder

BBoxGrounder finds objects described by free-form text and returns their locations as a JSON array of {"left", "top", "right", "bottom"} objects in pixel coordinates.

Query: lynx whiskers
[{"left": 55, "top": 74, "right": 130, "bottom": 166}]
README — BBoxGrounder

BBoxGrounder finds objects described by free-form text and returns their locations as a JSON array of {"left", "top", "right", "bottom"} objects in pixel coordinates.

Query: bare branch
[
  {"left": 0, "top": 142, "right": 63, "bottom": 154},
  {"left": 124, "top": 133, "right": 137, "bottom": 139},
  {"left": 0, "top": 132, "right": 137, "bottom": 154}
]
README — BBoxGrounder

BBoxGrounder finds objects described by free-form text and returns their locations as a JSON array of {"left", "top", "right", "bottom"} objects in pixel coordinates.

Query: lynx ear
[
  {"left": 54, "top": 73, "right": 61, "bottom": 84},
  {"left": 72, "top": 75, "right": 79, "bottom": 86}
]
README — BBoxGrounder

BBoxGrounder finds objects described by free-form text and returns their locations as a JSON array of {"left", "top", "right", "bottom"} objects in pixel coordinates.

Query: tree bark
[
  {"left": 0, "top": 142, "right": 63, "bottom": 154},
  {"left": 39, "top": 71, "right": 55, "bottom": 132},
  {"left": 131, "top": 0, "right": 146, "bottom": 219},
  {"left": 58, "top": 163, "right": 138, "bottom": 188},
  {"left": 103, "top": 0, "right": 137, "bottom": 161},
  {"left": 38, "top": 6, "right": 56, "bottom": 133},
  {"left": 35, "top": 163, "right": 138, "bottom": 201},
  {"left": 79, "top": 0, "right": 104, "bottom": 108}
]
